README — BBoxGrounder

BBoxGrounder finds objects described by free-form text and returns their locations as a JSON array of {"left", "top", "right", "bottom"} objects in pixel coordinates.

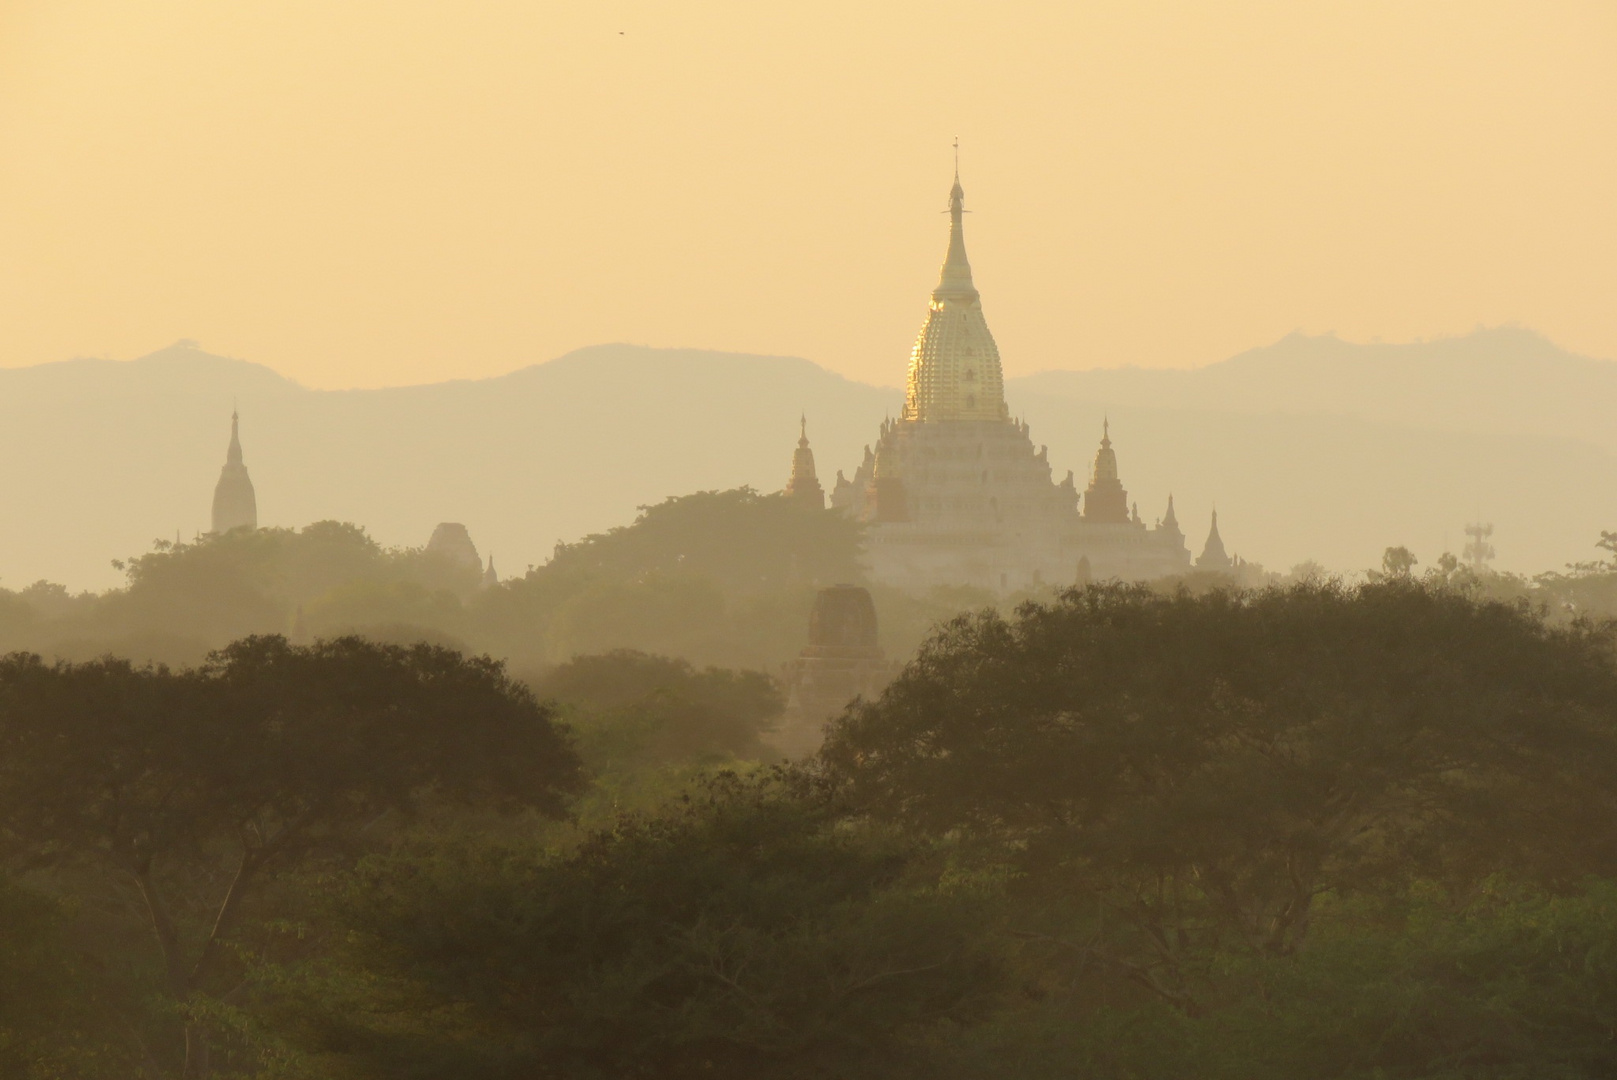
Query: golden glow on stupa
[
  {"left": 900, "top": 159, "right": 1008, "bottom": 424},
  {"left": 817, "top": 157, "right": 1201, "bottom": 593}
]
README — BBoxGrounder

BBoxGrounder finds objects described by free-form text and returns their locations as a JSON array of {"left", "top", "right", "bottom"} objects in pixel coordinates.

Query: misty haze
[{"left": 2, "top": 2, "right": 1616, "bottom": 1078}]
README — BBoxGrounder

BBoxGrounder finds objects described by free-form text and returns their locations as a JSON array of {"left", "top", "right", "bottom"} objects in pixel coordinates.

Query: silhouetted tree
[
  {"left": 1380, "top": 545, "right": 1418, "bottom": 578},
  {"left": 538, "top": 488, "right": 865, "bottom": 593},
  {"left": 287, "top": 772, "right": 997, "bottom": 1080},
  {"left": 0, "top": 636, "right": 582, "bottom": 1078},
  {"left": 822, "top": 582, "right": 1617, "bottom": 1013}
]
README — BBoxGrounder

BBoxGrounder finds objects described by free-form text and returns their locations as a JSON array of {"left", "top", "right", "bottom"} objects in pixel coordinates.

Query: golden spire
[
  {"left": 901, "top": 147, "right": 1008, "bottom": 424},
  {"left": 934, "top": 139, "right": 978, "bottom": 303}
]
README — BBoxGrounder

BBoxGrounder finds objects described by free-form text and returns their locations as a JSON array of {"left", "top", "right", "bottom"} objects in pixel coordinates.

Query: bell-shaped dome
[
  {"left": 805, "top": 585, "right": 881, "bottom": 657},
  {"left": 427, "top": 522, "right": 483, "bottom": 571},
  {"left": 901, "top": 167, "right": 1008, "bottom": 424}
]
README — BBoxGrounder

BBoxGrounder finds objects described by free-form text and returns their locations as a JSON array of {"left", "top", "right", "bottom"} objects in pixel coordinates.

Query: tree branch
[{"left": 188, "top": 846, "right": 265, "bottom": 992}]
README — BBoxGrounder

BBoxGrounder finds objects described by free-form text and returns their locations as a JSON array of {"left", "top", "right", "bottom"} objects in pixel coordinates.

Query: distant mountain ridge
[
  {"left": 1019, "top": 326, "right": 1617, "bottom": 452},
  {"left": 1, "top": 329, "right": 1612, "bottom": 591}
]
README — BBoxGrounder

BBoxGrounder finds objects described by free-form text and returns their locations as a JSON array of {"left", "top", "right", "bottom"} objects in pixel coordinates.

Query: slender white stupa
[{"left": 210, "top": 410, "right": 258, "bottom": 534}]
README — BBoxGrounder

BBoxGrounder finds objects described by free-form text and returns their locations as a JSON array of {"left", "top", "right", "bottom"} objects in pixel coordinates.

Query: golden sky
[{"left": 1, "top": 0, "right": 1613, "bottom": 389}]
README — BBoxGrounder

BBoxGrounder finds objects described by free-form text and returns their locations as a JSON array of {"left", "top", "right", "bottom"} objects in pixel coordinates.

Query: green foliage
[
  {"left": 20, "top": 548, "right": 1617, "bottom": 1076},
  {"left": 0, "top": 522, "right": 481, "bottom": 667},
  {"left": 824, "top": 581, "right": 1617, "bottom": 1012},
  {"left": 541, "top": 488, "right": 864, "bottom": 592},
  {"left": 483, "top": 489, "right": 867, "bottom": 669},
  {"left": 284, "top": 772, "right": 1000, "bottom": 1080},
  {"left": 0, "top": 876, "right": 146, "bottom": 1079},
  {"left": 0, "top": 637, "right": 582, "bottom": 1079},
  {"left": 533, "top": 649, "right": 784, "bottom": 766},
  {"left": 949, "top": 881, "right": 1617, "bottom": 1080},
  {"left": 540, "top": 572, "right": 731, "bottom": 660},
  {"left": 0, "top": 490, "right": 903, "bottom": 674}
]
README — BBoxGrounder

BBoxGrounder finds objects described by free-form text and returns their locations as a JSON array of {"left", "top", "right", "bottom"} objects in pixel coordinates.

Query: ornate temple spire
[
  {"left": 901, "top": 150, "right": 1008, "bottom": 424},
  {"left": 785, "top": 415, "right": 826, "bottom": 510},
  {"left": 934, "top": 144, "right": 979, "bottom": 303},
  {"left": 210, "top": 409, "right": 258, "bottom": 534},
  {"left": 1083, "top": 419, "right": 1129, "bottom": 523}
]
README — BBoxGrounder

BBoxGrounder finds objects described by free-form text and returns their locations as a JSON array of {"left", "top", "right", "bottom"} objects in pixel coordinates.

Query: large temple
[{"left": 788, "top": 167, "right": 1220, "bottom": 592}]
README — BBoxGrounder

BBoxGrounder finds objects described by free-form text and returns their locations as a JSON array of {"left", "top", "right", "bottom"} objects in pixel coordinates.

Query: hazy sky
[{"left": 2, "top": 0, "right": 1613, "bottom": 390}]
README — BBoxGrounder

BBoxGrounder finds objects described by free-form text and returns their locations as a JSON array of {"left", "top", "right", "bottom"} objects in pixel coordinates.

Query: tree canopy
[
  {"left": 13, "top": 579, "right": 1617, "bottom": 1078},
  {"left": 0, "top": 635, "right": 581, "bottom": 1078},
  {"left": 288, "top": 772, "right": 998, "bottom": 1080},
  {"left": 823, "top": 581, "right": 1617, "bottom": 1007},
  {"left": 533, "top": 648, "right": 786, "bottom": 765}
]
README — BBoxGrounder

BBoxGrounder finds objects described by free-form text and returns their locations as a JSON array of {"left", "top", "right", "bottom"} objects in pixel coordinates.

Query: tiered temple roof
[{"left": 802, "top": 161, "right": 1213, "bottom": 591}]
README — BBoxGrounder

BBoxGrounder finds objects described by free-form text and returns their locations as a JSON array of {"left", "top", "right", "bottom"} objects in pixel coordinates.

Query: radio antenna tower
[{"left": 1463, "top": 522, "right": 1495, "bottom": 570}]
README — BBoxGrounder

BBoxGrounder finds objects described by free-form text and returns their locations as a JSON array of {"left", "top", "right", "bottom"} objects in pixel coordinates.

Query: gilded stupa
[
  {"left": 900, "top": 170, "right": 1008, "bottom": 424},
  {"left": 824, "top": 164, "right": 1194, "bottom": 591}
]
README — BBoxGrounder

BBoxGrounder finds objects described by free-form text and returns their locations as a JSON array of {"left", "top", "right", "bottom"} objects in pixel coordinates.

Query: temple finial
[{"left": 934, "top": 148, "right": 976, "bottom": 301}]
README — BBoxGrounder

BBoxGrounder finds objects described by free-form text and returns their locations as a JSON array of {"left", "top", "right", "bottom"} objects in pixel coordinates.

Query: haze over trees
[
  {"left": 0, "top": 487, "right": 991, "bottom": 675},
  {"left": 5, "top": 579, "right": 1617, "bottom": 1076},
  {"left": 4, "top": 407, "right": 1617, "bottom": 1077}
]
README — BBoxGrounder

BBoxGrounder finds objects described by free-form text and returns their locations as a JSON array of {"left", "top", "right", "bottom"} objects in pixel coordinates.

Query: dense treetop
[{"left": 10, "top": 561, "right": 1617, "bottom": 1076}]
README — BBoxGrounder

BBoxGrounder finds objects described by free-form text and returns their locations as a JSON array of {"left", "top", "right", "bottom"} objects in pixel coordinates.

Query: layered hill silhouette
[{"left": 1, "top": 329, "right": 1611, "bottom": 591}]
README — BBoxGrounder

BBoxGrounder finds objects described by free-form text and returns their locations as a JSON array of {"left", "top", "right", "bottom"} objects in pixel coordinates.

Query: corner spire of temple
[
  {"left": 1083, "top": 419, "right": 1129, "bottom": 523},
  {"left": 785, "top": 415, "right": 825, "bottom": 510}
]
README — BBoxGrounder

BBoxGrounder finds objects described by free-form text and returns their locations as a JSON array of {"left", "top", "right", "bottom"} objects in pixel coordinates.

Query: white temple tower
[
  {"left": 828, "top": 164, "right": 1193, "bottom": 591},
  {"left": 210, "top": 410, "right": 258, "bottom": 534}
]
